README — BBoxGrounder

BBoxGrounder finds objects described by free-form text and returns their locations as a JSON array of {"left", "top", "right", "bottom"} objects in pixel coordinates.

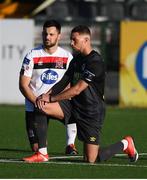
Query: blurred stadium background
[
  {"left": 0, "top": 0, "right": 147, "bottom": 104},
  {"left": 0, "top": 0, "right": 147, "bottom": 178},
  {"left": 0, "top": 0, "right": 147, "bottom": 106}
]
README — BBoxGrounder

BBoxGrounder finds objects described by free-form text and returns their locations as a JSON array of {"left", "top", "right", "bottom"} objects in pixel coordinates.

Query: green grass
[{"left": 0, "top": 105, "right": 147, "bottom": 178}]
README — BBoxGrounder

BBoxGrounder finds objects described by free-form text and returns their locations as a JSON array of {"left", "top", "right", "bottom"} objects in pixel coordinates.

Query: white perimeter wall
[{"left": 0, "top": 19, "right": 34, "bottom": 104}]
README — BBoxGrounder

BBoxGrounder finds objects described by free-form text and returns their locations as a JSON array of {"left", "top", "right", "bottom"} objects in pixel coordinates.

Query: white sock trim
[
  {"left": 39, "top": 147, "right": 47, "bottom": 155},
  {"left": 121, "top": 139, "right": 128, "bottom": 151},
  {"left": 66, "top": 123, "right": 77, "bottom": 146}
]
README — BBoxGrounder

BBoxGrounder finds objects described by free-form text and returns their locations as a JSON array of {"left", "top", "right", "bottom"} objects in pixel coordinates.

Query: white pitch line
[
  {"left": 50, "top": 155, "right": 82, "bottom": 160},
  {"left": 0, "top": 159, "right": 22, "bottom": 163},
  {"left": 0, "top": 152, "right": 147, "bottom": 168},
  {"left": 115, "top": 152, "right": 147, "bottom": 157},
  {"left": 0, "top": 158, "right": 147, "bottom": 168},
  {"left": 51, "top": 153, "right": 147, "bottom": 158},
  {"left": 137, "top": 152, "right": 147, "bottom": 156}
]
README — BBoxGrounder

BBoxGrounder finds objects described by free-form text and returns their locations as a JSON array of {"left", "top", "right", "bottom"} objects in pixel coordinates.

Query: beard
[{"left": 43, "top": 40, "right": 57, "bottom": 48}]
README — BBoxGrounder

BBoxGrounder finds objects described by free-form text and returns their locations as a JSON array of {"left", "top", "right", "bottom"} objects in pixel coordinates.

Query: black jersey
[
  {"left": 69, "top": 50, "right": 105, "bottom": 119},
  {"left": 51, "top": 50, "right": 106, "bottom": 144},
  {"left": 51, "top": 50, "right": 105, "bottom": 120}
]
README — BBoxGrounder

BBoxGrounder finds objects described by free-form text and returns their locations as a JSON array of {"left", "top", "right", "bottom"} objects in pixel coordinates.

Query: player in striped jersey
[{"left": 19, "top": 20, "right": 77, "bottom": 158}]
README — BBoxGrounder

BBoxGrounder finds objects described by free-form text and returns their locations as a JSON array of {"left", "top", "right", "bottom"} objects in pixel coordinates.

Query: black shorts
[
  {"left": 59, "top": 100, "right": 72, "bottom": 124},
  {"left": 70, "top": 100, "right": 106, "bottom": 145},
  {"left": 28, "top": 100, "right": 72, "bottom": 126}
]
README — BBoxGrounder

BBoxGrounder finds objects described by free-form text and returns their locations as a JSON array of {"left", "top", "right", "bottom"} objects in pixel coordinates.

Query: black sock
[
  {"left": 34, "top": 110, "right": 48, "bottom": 148},
  {"left": 98, "top": 141, "right": 124, "bottom": 162},
  {"left": 25, "top": 111, "right": 38, "bottom": 145}
]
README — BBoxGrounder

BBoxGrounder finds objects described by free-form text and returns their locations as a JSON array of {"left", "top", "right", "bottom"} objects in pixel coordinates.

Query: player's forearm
[
  {"left": 50, "top": 80, "right": 88, "bottom": 102},
  {"left": 19, "top": 84, "right": 36, "bottom": 104},
  {"left": 50, "top": 86, "right": 78, "bottom": 102},
  {"left": 19, "top": 75, "right": 37, "bottom": 104},
  {"left": 51, "top": 73, "right": 71, "bottom": 95}
]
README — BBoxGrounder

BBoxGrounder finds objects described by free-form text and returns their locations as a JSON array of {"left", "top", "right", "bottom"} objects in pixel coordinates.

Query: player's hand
[
  {"left": 37, "top": 100, "right": 46, "bottom": 110},
  {"left": 36, "top": 93, "right": 50, "bottom": 109},
  {"left": 38, "top": 93, "right": 50, "bottom": 102}
]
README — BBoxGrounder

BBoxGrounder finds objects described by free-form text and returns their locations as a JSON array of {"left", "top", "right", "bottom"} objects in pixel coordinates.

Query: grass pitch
[{"left": 0, "top": 105, "right": 147, "bottom": 178}]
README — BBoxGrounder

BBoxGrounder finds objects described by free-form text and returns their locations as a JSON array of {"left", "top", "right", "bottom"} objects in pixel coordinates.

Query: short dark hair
[
  {"left": 43, "top": 20, "right": 61, "bottom": 33},
  {"left": 71, "top": 25, "right": 91, "bottom": 36}
]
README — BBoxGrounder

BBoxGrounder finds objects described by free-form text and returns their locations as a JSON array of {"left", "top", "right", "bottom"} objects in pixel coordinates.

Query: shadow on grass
[
  {"left": 0, "top": 149, "right": 70, "bottom": 155},
  {"left": 0, "top": 148, "right": 75, "bottom": 159},
  {"left": 0, "top": 148, "right": 31, "bottom": 153}
]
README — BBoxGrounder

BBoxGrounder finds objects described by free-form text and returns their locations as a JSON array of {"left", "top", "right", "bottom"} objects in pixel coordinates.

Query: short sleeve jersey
[
  {"left": 20, "top": 45, "right": 73, "bottom": 97},
  {"left": 69, "top": 50, "right": 106, "bottom": 119},
  {"left": 20, "top": 45, "right": 73, "bottom": 111}
]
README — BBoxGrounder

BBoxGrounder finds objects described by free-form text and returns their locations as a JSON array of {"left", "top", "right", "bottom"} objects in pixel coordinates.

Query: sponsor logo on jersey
[
  {"left": 41, "top": 70, "right": 58, "bottom": 84},
  {"left": 135, "top": 42, "right": 147, "bottom": 89},
  {"left": 21, "top": 64, "right": 29, "bottom": 71},
  {"left": 84, "top": 69, "right": 95, "bottom": 82},
  {"left": 55, "top": 59, "right": 64, "bottom": 69},
  {"left": 25, "top": 65, "right": 30, "bottom": 71},
  {"left": 23, "top": 57, "right": 30, "bottom": 65}
]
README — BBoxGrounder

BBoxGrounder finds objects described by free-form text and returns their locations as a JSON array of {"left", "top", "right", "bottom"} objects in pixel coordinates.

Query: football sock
[
  {"left": 66, "top": 123, "right": 77, "bottom": 146},
  {"left": 39, "top": 147, "right": 48, "bottom": 155},
  {"left": 98, "top": 141, "right": 124, "bottom": 161},
  {"left": 34, "top": 110, "right": 48, "bottom": 149},
  {"left": 121, "top": 139, "right": 128, "bottom": 150},
  {"left": 25, "top": 111, "right": 38, "bottom": 145}
]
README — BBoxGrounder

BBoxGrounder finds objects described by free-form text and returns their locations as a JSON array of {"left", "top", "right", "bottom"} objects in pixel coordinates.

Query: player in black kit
[{"left": 36, "top": 25, "right": 138, "bottom": 163}]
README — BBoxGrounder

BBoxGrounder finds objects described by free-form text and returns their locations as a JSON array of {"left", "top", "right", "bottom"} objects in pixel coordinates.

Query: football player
[{"left": 19, "top": 20, "right": 78, "bottom": 158}]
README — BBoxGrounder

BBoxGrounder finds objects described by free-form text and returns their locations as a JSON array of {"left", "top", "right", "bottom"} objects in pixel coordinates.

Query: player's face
[
  {"left": 42, "top": 27, "right": 61, "bottom": 48},
  {"left": 70, "top": 32, "right": 86, "bottom": 53}
]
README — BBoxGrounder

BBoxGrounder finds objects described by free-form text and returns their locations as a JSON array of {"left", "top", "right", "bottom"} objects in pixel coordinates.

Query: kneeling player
[{"left": 25, "top": 98, "right": 77, "bottom": 155}]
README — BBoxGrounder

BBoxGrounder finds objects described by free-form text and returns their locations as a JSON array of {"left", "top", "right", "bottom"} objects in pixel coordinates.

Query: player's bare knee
[
  {"left": 86, "top": 157, "right": 96, "bottom": 163},
  {"left": 86, "top": 154, "right": 97, "bottom": 163}
]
